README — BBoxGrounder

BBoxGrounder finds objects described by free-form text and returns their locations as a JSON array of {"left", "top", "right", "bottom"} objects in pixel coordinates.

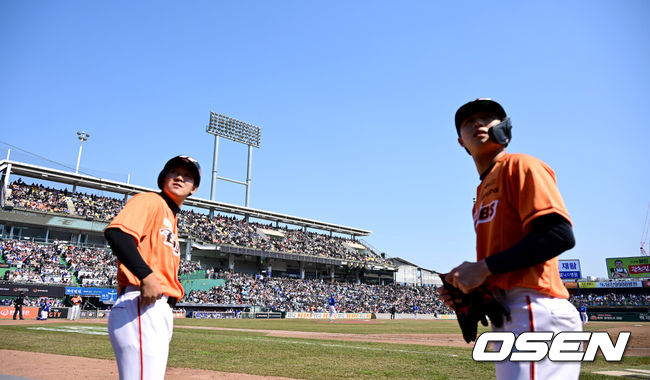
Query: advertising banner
[
  {"left": 284, "top": 312, "right": 373, "bottom": 319},
  {"left": 0, "top": 306, "right": 39, "bottom": 319},
  {"left": 578, "top": 281, "right": 643, "bottom": 289},
  {"left": 0, "top": 283, "right": 66, "bottom": 297},
  {"left": 79, "top": 310, "right": 98, "bottom": 319},
  {"left": 559, "top": 259, "right": 581, "bottom": 279},
  {"left": 47, "top": 307, "right": 69, "bottom": 319},
  {"left": 589, "top": 312, "right": 650, "bottom": 322},
  {"left": 606, "top": 257, "right": 650, "bottom": 279},
  {"left": 65, "top": 287, "right": 118, "bottom": 303},
  {"left": 192, "top": 311, "right": 237, "bottom": 319}
]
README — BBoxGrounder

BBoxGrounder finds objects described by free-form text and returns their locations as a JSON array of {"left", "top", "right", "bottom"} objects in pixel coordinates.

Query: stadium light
[
  {"left": 207, "top": 113, "right": 261, "bottom": 148},
  {"left": 206, "top": 112, "right": 262, "bottom": 209},
  {"left": 75, "top": 131, "right": 90, "bottom": 174},
  {"left": 72, "top": 131, "right": 90, "bottom": 193}
]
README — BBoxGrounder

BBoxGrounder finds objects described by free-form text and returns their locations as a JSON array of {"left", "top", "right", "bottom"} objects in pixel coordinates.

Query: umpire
[{"left": 13, "top": 291, "right": 25, "bottom": 320}]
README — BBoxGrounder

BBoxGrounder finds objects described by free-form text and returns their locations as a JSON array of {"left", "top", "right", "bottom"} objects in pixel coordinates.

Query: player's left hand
[{"left": 445, "top": 260, "right": 491, "bottom": 294}]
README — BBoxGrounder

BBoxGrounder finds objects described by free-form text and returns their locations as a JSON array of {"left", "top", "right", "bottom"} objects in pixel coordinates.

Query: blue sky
[{"left": 1, "top": 1, "right": 649, "bottom": 279}]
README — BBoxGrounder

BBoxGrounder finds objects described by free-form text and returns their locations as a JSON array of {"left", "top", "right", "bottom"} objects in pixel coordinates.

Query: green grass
[
  {"left": 170, "top": 327, "right": 489, "bottom": 379},
  {"left": 0, "top": 320, "right": 648, "bottom": 379},
  {"left": 174, "top": 317, "right": 488, "bottom": 334}
]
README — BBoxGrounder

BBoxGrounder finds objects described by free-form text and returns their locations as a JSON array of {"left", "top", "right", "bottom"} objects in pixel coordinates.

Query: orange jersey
[
  {"left": 473, "top": 153, "right": 571, "bottom": 299},
  {"left": 106, "top": 192, "right": 184, "bottom": 299}
]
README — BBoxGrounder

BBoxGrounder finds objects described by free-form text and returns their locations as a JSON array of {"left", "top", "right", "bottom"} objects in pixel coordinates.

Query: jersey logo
[
  {"left": 474, "top": 200, "right": 498, "bottom": 228},
  {"left": 160, "top": 228, "right": 180, "bottom": 256}
]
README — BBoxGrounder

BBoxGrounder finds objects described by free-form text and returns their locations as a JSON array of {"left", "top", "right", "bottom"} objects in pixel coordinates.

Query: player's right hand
[{"left": 140, "top": 273, "right": 163, "bottom": 306}]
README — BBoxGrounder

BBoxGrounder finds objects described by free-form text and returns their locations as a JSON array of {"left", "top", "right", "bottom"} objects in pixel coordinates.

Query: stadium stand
[
  {"left": 570, "top": 293, "right": 650, "bottom": 307},
  {"left": 184, "top": 272, "right": 451, "bottom": 314},
  {"left": 6, "top": 180, "right": 390, "bottom": 265},
  {"left": 1, "top": 239, "right": 75, "bottom": 284},
  {"left": 5, "top": 176, "right": 650, "bottom": 320},
  {"left": 1, "top": 167, "right": 458, "bottom": 316}
]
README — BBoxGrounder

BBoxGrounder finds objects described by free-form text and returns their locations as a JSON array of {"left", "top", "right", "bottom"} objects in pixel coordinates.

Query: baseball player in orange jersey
[
  {"left": 437, "top": 99, "right": 582, "bottom": 380},
  {"left": 104, "top": 155, "right": 200, "bottom": 380},
  {"left": 69, "top": 294, "right": 82, "bottom": 320}
]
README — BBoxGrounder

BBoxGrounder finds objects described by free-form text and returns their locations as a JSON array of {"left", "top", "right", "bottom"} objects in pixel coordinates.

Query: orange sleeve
[
  {"left": 509, "top": 155, "right": 571, "bottom": 234},
  {"left": 106, "top": 194, "right": 158, "bottom": 241}
]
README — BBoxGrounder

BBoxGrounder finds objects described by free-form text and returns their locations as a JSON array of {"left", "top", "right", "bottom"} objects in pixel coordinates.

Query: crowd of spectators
[
  {"left": 1, "top": 238, "right": 207, "bottom": 286},
  {"left": 8, "top": 180, "right": 124, "bottom": 221},
  {"left": 184, "top": 272, "right": 452, "bottom": 315},
  {"left": 1, "top": 239, "right": 75, "bottom": 284},
  {"left": 177, "top": 211, "right": 389, "bottom": 265},
  {"left": 8, "top": 180, "right": 389, "bottom": 265},
  {"left": 179, "top": 259, "right": 202, "bottom": 276},
  {"left": 4, "top": 232, "right": 650, "bottom": 315},
  {"left": 68, "top": 192, "right": 124, "bottom": 221},
  {"left": 570, "top": 293, "right": 650, "bottom": 307},
  {"left": 58, "top": 242, "right": 118, "bottom": 287},
  {"left": 7, "top": 180, "right": 70, "bottom": 214}
]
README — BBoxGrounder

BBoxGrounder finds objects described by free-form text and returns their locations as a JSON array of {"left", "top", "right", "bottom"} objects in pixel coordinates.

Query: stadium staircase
[
  {"left": 58, "top": 254, "right": 79, "bottom": 285},
  {"left": 65, "top": 198, "right": 76, "bottom": 215}
]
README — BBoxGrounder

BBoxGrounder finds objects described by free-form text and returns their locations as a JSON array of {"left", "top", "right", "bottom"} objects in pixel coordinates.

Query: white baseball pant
[
  {"left": 69, "top": 305, "right": 80, "bottom": 320},
  {"left": 492, "top": 288, "right": 582, "bottom": 380},
  {"left": 108, "top": 286, "right": 173, "bottom": 380}
]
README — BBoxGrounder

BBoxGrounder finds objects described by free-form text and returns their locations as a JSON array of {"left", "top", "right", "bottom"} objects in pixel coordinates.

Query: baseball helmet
[
  {"left": 454, "top": 98, "right": 507, "bottom": 135},
  {"left": 157, "top": 155, "right": 201, "bottom": 189}
]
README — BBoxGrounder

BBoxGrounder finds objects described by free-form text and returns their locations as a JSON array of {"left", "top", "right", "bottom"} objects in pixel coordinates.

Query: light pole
[
  {"left": 206, "top": 112, "right": 261, "bottom": 214},
  {"left": 73, "top": 131, "right": 90, "bottom": 192},
  {"left": 75, "top": 131, "right": 90, "bottom": 174}
]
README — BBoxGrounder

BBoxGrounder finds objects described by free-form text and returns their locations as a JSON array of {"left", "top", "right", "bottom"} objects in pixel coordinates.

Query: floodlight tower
[
  {"left": 73, "top": 131, "right": 90, "bottom": 193},
  {"left": 75, "top": 131, "right": 90, "bottom": 174},
  {"left": 206, "top": 112, "right": 261, "bottom": 211}
]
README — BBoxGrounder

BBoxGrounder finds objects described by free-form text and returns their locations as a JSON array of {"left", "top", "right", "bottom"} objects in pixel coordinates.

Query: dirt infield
[
  {"left": 0, "top": 349, "right": 294, "bottom": 380},
  {"left": 1, "top": 319, "right": 648, "bottom": 379}
]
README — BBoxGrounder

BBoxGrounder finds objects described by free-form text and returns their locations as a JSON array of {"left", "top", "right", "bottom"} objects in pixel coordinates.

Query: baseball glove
[{"left": 439, "top": 274, "right": 511, "bottom": 343}]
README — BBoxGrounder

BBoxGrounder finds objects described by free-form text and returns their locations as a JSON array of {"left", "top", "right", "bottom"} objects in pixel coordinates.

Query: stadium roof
[{"left": 0, "top": 159, "right": 371, "bottom": 237}]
